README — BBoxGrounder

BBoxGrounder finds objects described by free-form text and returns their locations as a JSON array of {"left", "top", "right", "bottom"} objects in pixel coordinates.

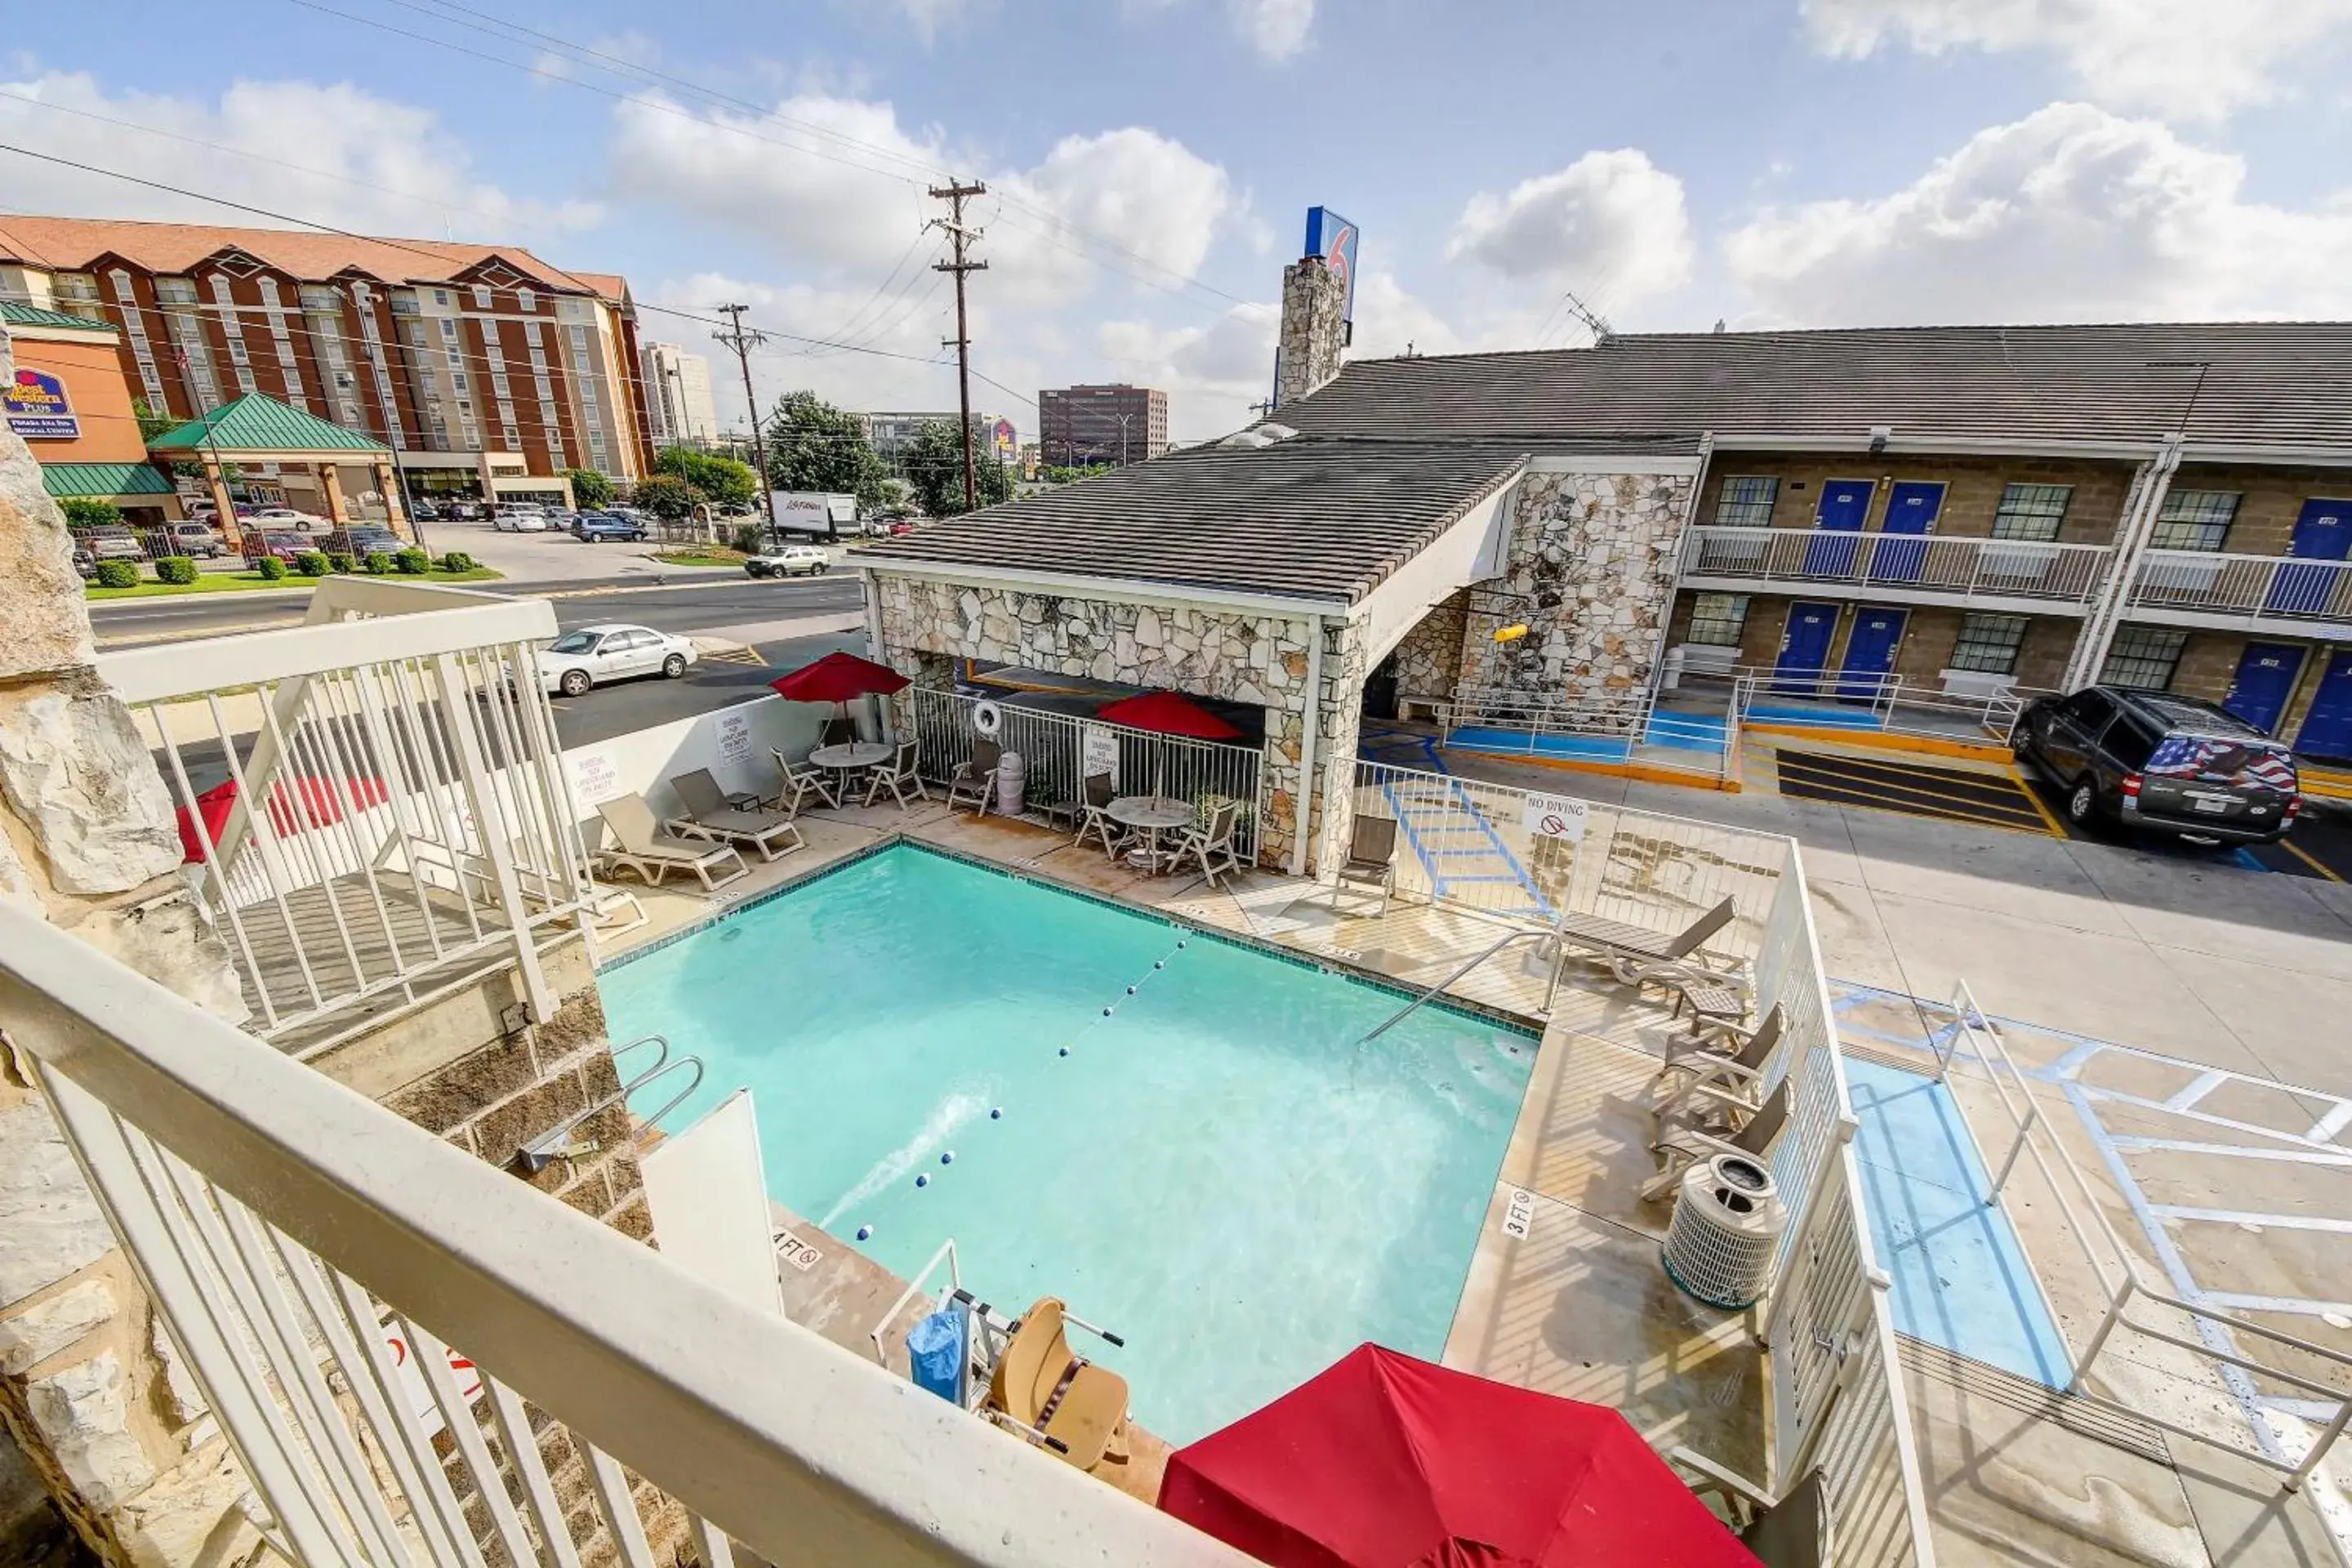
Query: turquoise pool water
[{"left": 599, "top": 843, "right": 1534, "bottom": 1442}]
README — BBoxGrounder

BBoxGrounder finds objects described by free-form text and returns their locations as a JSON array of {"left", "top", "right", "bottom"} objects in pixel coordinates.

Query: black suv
[{"left": 2012, "top": 686, "right": 2301, "bottom": 844}]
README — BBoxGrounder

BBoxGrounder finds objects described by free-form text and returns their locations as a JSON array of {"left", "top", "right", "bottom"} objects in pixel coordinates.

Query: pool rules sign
[{"left": 1521, "top": 792, "right": 1588, "bottom": 842}]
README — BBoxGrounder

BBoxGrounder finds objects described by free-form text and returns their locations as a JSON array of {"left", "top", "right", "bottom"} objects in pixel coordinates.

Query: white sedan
[
  {"left": 537, "top": 624, "right": 698, "bottom": 697},
  {"left": 492, "top": 509, "right": 552, "bottom": 532},
  {"left": 247, "top": 506, "right": 327, "bottom": 529}
]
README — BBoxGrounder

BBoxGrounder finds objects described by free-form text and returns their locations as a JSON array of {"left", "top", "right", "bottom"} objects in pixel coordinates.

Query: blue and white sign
[
  {"left": 1303, "top": 206, "right": 1360, "bottom": 326},
  {"left": 4, "top": 368, "right": 78, "bottom": 440}
]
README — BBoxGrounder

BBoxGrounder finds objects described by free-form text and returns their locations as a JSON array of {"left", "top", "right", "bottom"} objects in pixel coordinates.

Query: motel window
[
  {"left": 434, "top": 290, "right": 450, "bottom": 306},
  {"left": 517, "top": 288, "right": 535, "bottom": 312},
  {"left": 472, "top": 285, "right": 493, "bottom": 309},
  {"left": 1949, "top": 614, "right": 2029, "bottom": 675},
  {"left": 2150, "top": 490, "right": 2239, "bottom": 552},
  {"left": 2100, "top": 627, "right": 2189, "bottom": 691},
  {"left": 1992, "top": 483, "right": 2071, "bottom": 542},
  {"left": 1712, "top": 476, "right": 1779, "bottom": 529},
  {"left": 1685, "top": 594, "right": 1749, "bottom": 648},
  {"left": 439, "top": 318, "right": 459, "bottom": 343}
]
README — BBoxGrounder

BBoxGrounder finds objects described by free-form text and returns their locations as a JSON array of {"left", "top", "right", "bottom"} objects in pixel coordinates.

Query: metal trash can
[
  {"left": 996, "top": 751, "right": 1027, "bottom": 817},
  {"left": 1662, "top": 1154, "right": 1787, "bottom": 1310}
]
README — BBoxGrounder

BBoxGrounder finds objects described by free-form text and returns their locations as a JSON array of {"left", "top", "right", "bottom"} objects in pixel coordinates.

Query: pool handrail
[
  {"left": 513, "top": 1034, "right": 706, "bottom": 1174},
  {"left": 1356, "top": 928, "right": 1552, "bottom": 1045}
]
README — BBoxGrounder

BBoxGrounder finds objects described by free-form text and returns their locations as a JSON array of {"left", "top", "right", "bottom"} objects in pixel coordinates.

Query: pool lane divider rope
[{"left": 845, "top": 935, "right": 1196, "bottom": 1245}]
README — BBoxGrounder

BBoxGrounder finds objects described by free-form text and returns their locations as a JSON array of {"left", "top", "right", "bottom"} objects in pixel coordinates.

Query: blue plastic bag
[{"left": 906, "top": 1303, "right": 969, "bottom": 1405}]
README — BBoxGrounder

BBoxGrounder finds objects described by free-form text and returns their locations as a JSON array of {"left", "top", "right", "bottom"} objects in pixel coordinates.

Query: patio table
[
  {"left": 1106, "top": 794, "right": 1196, "bottom": 873},
  {"left": 809, "top": 741, "right": 892, "bottom": 800}
]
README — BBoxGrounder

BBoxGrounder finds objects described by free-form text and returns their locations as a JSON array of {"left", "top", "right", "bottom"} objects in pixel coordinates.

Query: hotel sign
[{"left": 4, "top": 369, "right": 78, "bottom": 439}]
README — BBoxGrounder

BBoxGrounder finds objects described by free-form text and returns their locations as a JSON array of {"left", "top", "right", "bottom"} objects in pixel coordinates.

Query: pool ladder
[
  {"left": 512, "top": 1033, "right": 706, "bottom": 1174},
  {"left": 1354, "top": 929, "right": 1555, "bottom": 1046}
]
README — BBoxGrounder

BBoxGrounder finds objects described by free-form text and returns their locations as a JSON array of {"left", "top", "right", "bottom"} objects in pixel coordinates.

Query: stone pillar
[
  {"left": 1273, "top": 255, "right": 1348, "bottom": 411},
  {"left": 374, "top": 460, "right": 408, "bottom": 538},
  {"left": 199, "top": 461, "right": 239, "bottom": 552},
  {"left": 316, "top": 462, "right": 348, "bottom": 526},
  {"left": 0, "top": 327, "right": 261, "bottom": 1568}
]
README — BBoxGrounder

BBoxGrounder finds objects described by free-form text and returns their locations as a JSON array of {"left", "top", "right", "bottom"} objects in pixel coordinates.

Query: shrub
[
  {"left": 730, "top": 524, "right": 765, "bottom": 556},
  {"left": 93, "top": 559, "right": 140, "bottom": 590},
  {"left": 63, "top": 498, "right": 123, "bottom": 531},
  {"left": 393, "top": 549, "right": 430, "bottom": 576},
  {"left": 435, "top": 551, "right": 477, "bottom": 572},
  {"left": 293, "top": 551, "right": 330, "bottom": 577},
  {"left": 363, "top": 552, "right": 392, "bottom": 575},
  {"left": 253, "top": 555, "right": 287, "bottom": 581},
  {"left": 154, "top": 555, "right": 198, "bottom": 586},
  {"left": 327, "top": 553, "right": 357, "bottom": 574}
]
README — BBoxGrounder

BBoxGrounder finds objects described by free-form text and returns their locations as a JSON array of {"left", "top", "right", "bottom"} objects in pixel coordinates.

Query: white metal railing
[
  {"left": 0, "top": 904, "right": 1248, "bottom": 1568},
  {"left": 906, "top": 687, "right": 1266, "bottom": 862},
  {"left": 1349, "top": 759, "right": 1784, "bottom": 951},
  {"left": 1931, "top": 982, "right": 2352, "bottom": 1490},
  {"left": 1683, "top": 526, "right": 2111, "bottom": 605},
  {"left": 1730, "top": 668, "right": 2042, "bottom": 744},
  {"left": 1437, "top": 688, "right": 1740, "bottom": 784},
  {"left": 2125, "top": 549, "right": 2352, "bottom": 626},
  {"left": 96, "top": 579, "right": 595, "bottom": 1057}
]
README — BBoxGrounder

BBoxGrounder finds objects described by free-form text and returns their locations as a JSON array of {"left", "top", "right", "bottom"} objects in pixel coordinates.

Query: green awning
[
  {"left": 149, "top": 393, "right": 388, "bottom": 456},
  {"left": 0, "top": 301, "right": 118, "bottom": 335},
  {"left": 42, "top": 461, "right": 175, "bottom": 498}
]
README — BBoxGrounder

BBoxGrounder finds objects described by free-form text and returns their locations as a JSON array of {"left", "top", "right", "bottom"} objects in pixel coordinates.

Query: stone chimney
[{"left": 1273, "top": 255, "right": 1348, "bottom": 410}]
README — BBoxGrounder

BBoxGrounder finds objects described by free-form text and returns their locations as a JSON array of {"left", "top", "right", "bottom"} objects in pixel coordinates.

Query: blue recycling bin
[{"left": 906, "top": 1303, "right": 969, "bottom": 1405}]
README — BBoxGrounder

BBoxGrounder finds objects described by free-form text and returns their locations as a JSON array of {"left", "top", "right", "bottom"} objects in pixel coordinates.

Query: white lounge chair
[
  {"left": 1554, "top": 897, "right": 1742, "bottom": 995},
  {"left": 667, "top": 769, "right": 804, "bottom": 862},
  {"left": 1640, "top": 1080, "right": 1789, "bottom": 1203},
  {"left": 595, "top": 795, "right": 748, "bottom": 892}
]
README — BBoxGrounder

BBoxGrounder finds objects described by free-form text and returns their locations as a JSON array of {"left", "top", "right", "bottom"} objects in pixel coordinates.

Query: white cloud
[
  {"left": 1800, "top": 0, "right": 2352, "bottom": 121},
  {"left": 1444, "top": 149, "right": 1695, "bottom": 310},
  {"left": 1001, "top": 127, "right": 1233, "bottom": 296},
  {"left": 880, "top": 0, "right": 974, "bottom": 46},
  {"left": 0, "top": 69, "right": 600, "bottom": 238},
  {"left": 1098, "top": 303, "right": 1277, "bottom": 437},
  {"left": 1228, "top": 0, "right": 1315, "bottom": 61},
  {"left": 1723, "top": 101, "right": 2352, "bottom": 325},
  {"left": 1348, "top": 270, "right": 1469, "bottom": 359}
]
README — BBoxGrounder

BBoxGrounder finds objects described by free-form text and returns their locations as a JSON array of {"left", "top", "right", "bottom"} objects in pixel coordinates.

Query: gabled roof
[
  {"left": 0, "top": 215, "right": 630, "bottom": 303},
  {"left": 148, "top": 394, "right": 388, "bottom": 456},
  {"left": 862, "top": 439, "right": 1534, "bottom": 603},
  {"left": 42, "top": 461, "right": 173, "bottom": 498},
  {"left": 1274, "top": 323, "right": 2352, "bottom": 456},
  {"left": 2, "top": 300, "right": 118, "bottom": 335}
]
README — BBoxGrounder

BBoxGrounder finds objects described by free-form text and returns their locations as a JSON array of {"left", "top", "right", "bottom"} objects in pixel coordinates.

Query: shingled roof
[
  {"left": 1272, "top": 323, "right": 2352, "bottom": 454},
  {"left": 863, "top": 439, "right": 1536, "bottom": 603}
]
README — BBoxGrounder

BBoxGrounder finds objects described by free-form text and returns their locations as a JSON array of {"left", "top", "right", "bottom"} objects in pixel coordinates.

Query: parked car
[
  {"left": 246, "top": 506, "right": 327, "bottom": 530},
  {"left": 323, "top": 528, "right": 405, "bottom": 559},
  {"left": 409, "top": 500, "right": 443, "bottom": 522},
  {"left": 492, "top": 508, "right": 551, "bottom": 533},
  {"left": 243, "top": 531, "right": 314, "bottom": 564},
  {"left": 574, "top": 513, "right": 650, "bottom": 543},
  {"left": 536, "top": 624, "right": 696, "bottom": 697},
  {"left": 744, "top": 544, "right": 830, "bottom": 578},
  {"left": 163, "top": 523, "right": 226, "bottom": 558},
  {"left": 71, "top": 546, "right": 96, "bottom": 580},
  {"left": 80, "top": 527, "right": 145, "bottom": 561},
  {"left": 2011, "top": 685, "right": 2302, "bottom": 844}
]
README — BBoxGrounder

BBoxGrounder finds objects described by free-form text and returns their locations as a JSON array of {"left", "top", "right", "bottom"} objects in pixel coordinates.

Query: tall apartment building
[
  {"left": 639, "top": 341, "right": 718, "bottom": 447},
  {"left": 861, "top": 408, "right": 1002, "bottom": 466},
  {"left": 1037, "top": 383, "right": 1168, "bottom": 467},
  {"left": 0, "top": 215, "right": 659, "bottom": 485}
]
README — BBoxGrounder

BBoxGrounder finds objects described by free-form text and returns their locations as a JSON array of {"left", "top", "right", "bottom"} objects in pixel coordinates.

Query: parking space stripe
[
  {"left": 1775, "top": 776, "right": 2053, "bottom": 832},
  {"left": 1777, "top": 748, "right": 2030, "bottom": 805},
  {"left": 2277, "top": 836, "right": 2346, "bottom": 882},
  {"left": 1773, "top": 750, "right": 2056, "bottom": 832}
]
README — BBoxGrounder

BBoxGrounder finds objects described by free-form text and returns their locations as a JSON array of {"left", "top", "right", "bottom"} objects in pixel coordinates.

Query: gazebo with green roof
[{"left": 148, "top": 394, "right": 410, "bottom": 546}]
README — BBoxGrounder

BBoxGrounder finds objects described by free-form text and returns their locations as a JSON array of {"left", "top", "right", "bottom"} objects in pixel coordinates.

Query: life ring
[{"left": 973, "top": 699, "right": 1004, "bottom": 737}]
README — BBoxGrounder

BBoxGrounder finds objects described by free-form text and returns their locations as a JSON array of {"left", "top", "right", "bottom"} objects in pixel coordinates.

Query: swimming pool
[{"left": 599, "top": 842, "right": 1535, "bottom": 1441}]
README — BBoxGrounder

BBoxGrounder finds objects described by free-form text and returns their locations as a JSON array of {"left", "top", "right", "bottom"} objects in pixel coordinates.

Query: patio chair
[
  {"left": 595, "top": 795, "right": 749, "bottom": 893},
  {"left": 1650, "top": 1005, "right": 1785, "bottom": 1114},
  {"left": 666, "top": 770, "right": 804, "bottom": 862},
  {"left": 1671, "top": 1454, "right": 1826, "bottom": 1568},
  {"left": 978, "top": 1297, "right": 1130, "bottom": 1474},
  {"left": 1074, "top": 773, "right": 1126, "bottom": 858},
  {"left": 862, "top": 739, "right": 929, "bottom": 809},
  {"left": 1175, "top": 799, "right": 1242, "bottom": 888},
  {"left": 1640, "top": 1080, "right": 1789, "bottom": 1203},
  {"left": 1332, "top": 814, "right": 1397, "bottom": 913},
  {"left": 819, "top": 715, "right": 857, "bottom": 749},
  {"left": 768, "top": 746, "right": 838, "bottom": 814},
  {"left": 1554, "top": 896, "right": 1741, "bottom": 994},
  {"left": 947, "top": 735, "right": 1002, "bottom": 816}
]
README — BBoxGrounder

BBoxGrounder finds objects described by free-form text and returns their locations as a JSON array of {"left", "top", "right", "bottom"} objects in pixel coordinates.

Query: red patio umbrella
[
  {"left": 176, "top": 776, "right": 391, "bottom": 863},
  {"left": 1094, "top": 689, "right": 1245, "bottom": 741},
  {"left": 1159, "top": 1345, "right": 1758, "bottom": 1568},
  {"left": 767, "top": 651, "right": 911, "bottom": 703}
]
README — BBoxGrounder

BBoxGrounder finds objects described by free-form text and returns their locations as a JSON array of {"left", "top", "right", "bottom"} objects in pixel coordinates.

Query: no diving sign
[{"left": 1521, "top": 792, "right": 1588, "bottom": 843}]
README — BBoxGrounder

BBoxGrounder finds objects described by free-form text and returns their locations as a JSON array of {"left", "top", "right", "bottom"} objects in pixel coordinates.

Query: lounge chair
[
  {"left": 1554, "top": 896, "right": 1741, "bottom": 994},
  {"left": 666, "top": 770, "right": 804, "bottom": 862},
  {"left": 595, "top": 795, "right": 749, "bottom": 893},
  {"left": 979, "top": 1297, "right": 1129, "bottom": 1473},
  {"left": 768, "top": 747, "right": 837, "bottom": 814},
  {"left": 1672, "top": 1454, "right": 1827, "bottom": 1568},
  {"left": 862, "top": 739, "right": 929, "bottom": 809},
  {"left": 1074, "top": 773, "right": 1126, "bottom": 858},
  {"left": 1175, "top": 799, "right": 1242, "bottom": 888},
  {"left": 947, "top": 736, "right": 1002, "bottom": 815},
  {"left": 1640, "top": 1080, "right": 1789, "bottom": 1203},
  {"left": 1332, "top": 814, "right": 1397, "bottom": 912},
  {"left": 1650, "top": 1005, "right": 1785, "bottom": 1115}
]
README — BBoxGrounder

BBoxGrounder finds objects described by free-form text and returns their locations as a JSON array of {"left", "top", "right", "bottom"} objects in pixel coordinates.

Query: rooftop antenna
[{"left": 1555, "top": 286, "right": 1614, "bottom": 346}]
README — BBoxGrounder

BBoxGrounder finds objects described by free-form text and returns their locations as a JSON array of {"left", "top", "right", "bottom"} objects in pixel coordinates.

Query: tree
[
  {"left": 1040, "top": 463, "right": 1113, "bottom": 487},
  {"left": 566, "top": 467, "right": 616, "bottom": 509},
  {"left": 131, "top": 399, "right": 179, "bottom": 443},
  {"left": 652, "top": 447, "right": 759, "bottom": 509},
  {"left": 902, "top": 420, "right": 1012, "bottom": 517},
  {"left": 766, "top": 390, "right": 887, "bottom": 509},
  {"left": 630, "top": 474, "right": 704, "bottom": 521},
  {"left": 61, "top": 498, "right": 123, "bottom": 530}
]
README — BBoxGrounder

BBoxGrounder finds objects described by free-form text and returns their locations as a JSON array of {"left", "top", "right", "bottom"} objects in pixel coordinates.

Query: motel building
[{"left": 856, "top": 262, "right": 2352, "bottom": 874}]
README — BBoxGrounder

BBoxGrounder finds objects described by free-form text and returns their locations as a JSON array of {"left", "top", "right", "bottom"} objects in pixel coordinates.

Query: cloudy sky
[{"left": 7, "top": 0, "right": 2352, "bottom": 444}]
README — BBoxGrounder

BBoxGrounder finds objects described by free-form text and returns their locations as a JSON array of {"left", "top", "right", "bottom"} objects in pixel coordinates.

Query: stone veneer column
[
  {"left": 0, "top": 326, "right": 265, "bottom": 1568},
  {"left": 1273, "top": 256, "right": 1347, "bottom": 411}
]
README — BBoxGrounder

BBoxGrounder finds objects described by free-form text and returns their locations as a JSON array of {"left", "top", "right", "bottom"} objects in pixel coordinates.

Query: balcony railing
[
  {"left": 1683, "top": 526, "right": 2112, "bottom": 606},
  {"left": 95, "top": 579, "right": 595, "bottom": 1058},
  {"left": 2124, "top": 549, "right": 2352, "bottom": 627}
]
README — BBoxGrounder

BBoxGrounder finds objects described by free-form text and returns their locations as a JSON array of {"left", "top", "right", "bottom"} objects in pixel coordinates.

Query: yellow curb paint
[
  {"left": 2279, "top": 837, "right": 2345, "bottom": 882},
  {"left": 1741, "top": 721, "right": 2012, "bottom": 762},
  {"left": 1441, "top": 746, "right": 1740, "bottom": 793}
]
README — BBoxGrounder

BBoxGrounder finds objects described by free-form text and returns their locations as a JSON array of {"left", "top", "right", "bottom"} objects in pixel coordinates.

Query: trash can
[
  {"left": 996, "top": 751, "right": 1027, "bottom": 817},
  {"left": 906, "top": 1303, "right": 969, "bottom": 1405}
]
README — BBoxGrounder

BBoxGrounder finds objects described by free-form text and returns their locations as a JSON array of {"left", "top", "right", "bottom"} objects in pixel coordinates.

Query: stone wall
[
  {"left": 1458, "top": 469, "right": 1694, "bottom": 714},
  {"left": 1384, "top": 590, "right": 1470, "bottom": 705},
  {"left": 1274, "top": 256, "right": 1347, "bottom": 411},
  {"left": 870, "top": 574, "right": 1348, "bottom": 869}
]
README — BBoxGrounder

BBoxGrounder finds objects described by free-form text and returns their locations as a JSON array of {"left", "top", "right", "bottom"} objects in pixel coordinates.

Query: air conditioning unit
[{"left": 1662, "top": 1153, "right": 1787, "bottom": 1309}]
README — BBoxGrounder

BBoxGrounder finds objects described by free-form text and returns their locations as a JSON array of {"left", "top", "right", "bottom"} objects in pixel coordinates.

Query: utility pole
[
  {"left": 929, "top": 180, "right": 989, "bottom": 513},
  {"left": 711, "top": 304, "right": 771, "bottom": 528}
]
